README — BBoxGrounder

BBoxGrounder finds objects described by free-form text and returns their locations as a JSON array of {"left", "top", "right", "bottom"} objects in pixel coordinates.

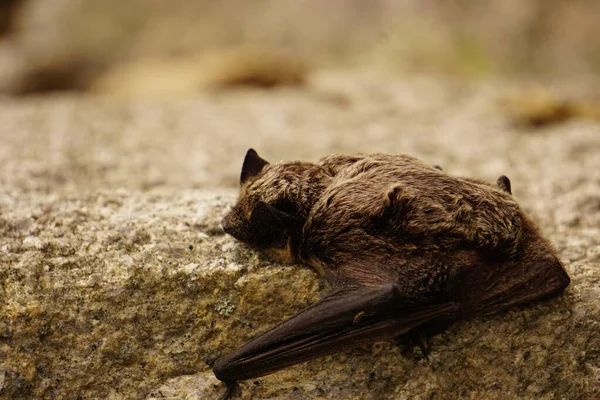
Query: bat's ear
[
  {"left": 241, "top": 149, "right": 269, "bottom": 185},
  {"left": 497, "top": 175, "right": 512, "bottom": 194},
  {"left": 250, "top": 201, "right": 297, "bottom": 247}
]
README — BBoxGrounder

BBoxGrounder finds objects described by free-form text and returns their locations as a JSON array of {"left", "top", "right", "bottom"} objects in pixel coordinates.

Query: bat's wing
[
  {"left": 213, "top": 284, "right": 459, "bottom": 383},
  {"left": 475, "top": 255, "right": 570, "bottom": 315}
]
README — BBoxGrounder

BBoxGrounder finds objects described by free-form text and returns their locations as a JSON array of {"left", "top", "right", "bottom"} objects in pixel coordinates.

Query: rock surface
[{"left": 1, "top": 74, "right": 599, "bottom": 399}]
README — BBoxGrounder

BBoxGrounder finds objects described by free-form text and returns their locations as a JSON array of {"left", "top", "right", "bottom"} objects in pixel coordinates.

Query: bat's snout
[
  {"left": 220, "top": 214, "right": 233, "bottom": 235},
  {"left": 221, "top": 215, "right": 241, "bottom": 240},
  {"left": 221, "top": 210, "right": 250, "bottom": 243}
]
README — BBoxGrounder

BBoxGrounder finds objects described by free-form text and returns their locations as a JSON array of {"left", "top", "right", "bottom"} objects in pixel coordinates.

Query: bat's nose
[
  {"left": 221, "top": 212, "right": 246, "bottom": 242},
  {"left": 220, "top": 215, "right": 233, "bottom": 235}
]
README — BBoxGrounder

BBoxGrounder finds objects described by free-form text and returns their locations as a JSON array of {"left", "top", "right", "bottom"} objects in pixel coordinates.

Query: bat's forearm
[{"left": 213, "top": 285, "right": 460, "bottom": 383}]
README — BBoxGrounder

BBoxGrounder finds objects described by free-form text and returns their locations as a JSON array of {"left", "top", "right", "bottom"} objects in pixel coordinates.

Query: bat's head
[{"left": 221, "top": 149, "right": 328, "bottom": 262}]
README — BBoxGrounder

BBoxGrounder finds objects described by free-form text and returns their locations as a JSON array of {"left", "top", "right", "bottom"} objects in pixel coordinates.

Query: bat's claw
[
  {"left": 394, "top": 328, "right": 431, "bottom": 361},
  {"left": 221, "top": 381, "right": 237, "bottom": 400},
  {"left": 412, "top": 327, "right": 430, "bottom": 361}
]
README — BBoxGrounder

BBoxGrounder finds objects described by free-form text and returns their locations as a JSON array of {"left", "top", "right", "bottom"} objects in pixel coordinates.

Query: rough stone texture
[{"left": 1, "top": 74, "right": 599, "bottom": 399}]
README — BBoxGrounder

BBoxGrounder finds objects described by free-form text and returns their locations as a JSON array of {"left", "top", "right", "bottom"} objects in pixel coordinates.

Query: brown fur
[
  {"left": 223, "top": 150, "right": 569, "bottom": 306},
  {"left": 216, "top": 149, "right": 570, "bottom": 387},
  {"left": 225, "top": 153, "right": 523, "bottom": 268}
]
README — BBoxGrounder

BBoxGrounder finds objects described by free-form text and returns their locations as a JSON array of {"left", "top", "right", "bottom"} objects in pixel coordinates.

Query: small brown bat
[{"left": 213, "top": 149, "right": 570, "bottom": 396}]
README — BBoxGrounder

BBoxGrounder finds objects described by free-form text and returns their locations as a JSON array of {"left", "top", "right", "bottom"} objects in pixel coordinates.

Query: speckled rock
[
  {"left": 0, "top": 189, "right": 322, "bottom": 399},
  {"left": 0, "top": 74, "right": 599, "bottom": 399}
]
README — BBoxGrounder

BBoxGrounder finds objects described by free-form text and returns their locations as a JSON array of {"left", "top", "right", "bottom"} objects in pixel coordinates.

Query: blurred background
[{"left": 1, "top": 0, "right": 599, "bottom": 96}]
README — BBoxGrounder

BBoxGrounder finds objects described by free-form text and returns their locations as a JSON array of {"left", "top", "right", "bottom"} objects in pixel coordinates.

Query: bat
[{"left": 212, "top": 149, "right": 570, "bottom": 398}]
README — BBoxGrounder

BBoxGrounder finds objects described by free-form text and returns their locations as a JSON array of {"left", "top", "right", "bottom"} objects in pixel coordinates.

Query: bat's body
[{"left": 213, "top": 150, "right": 570, "bottom": 393}]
